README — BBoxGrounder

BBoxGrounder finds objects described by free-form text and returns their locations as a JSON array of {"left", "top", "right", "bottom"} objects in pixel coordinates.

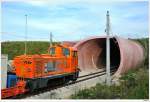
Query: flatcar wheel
[{"left": 15, "top": 93, "right": 23, "bottom": 98}]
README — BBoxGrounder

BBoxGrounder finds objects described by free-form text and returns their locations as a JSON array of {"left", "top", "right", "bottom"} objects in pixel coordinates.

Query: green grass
[
  {"left": 1, "top": 41, "right": 60, "bottom": 60},
  {"left": 71, "top": 67, "right": 149, "bottom": 99},
  {"left": 135, "top": 38, "right": 149, "bottom": 68}
]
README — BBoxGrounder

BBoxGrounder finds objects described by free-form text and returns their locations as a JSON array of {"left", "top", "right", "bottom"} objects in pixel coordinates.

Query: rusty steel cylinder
[{"left": 72, "top": 36, "right": 144, "bottom": 77}]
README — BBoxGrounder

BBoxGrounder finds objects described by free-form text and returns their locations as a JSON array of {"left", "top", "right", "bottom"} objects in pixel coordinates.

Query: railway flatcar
[{"left": 1, "top": 44, "right": 80, "bottom": 98}]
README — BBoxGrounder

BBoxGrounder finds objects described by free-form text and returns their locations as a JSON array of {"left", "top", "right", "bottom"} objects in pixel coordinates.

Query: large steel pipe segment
[
  {"left": 73, "top": 36, "right": 144, "bottom": 77},
  {"left": 114, "top": 37, "right": 144, "bottom": 77}
]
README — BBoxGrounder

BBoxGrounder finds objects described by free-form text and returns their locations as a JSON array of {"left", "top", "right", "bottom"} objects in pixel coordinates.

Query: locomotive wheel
[
  {"left": 26, "top": 81, "right": 35, "bottom": 92},
  {"left": 72, "top": 72, "right": 79, "bottom": 81},
  {"left": 63, "top": 76, "right": 70, "bottom": 84}
]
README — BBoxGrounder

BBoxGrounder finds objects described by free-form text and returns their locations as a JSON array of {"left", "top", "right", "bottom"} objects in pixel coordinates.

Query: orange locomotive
[{"left": 2, "top": 44, "right": 80, "bottom": 98}]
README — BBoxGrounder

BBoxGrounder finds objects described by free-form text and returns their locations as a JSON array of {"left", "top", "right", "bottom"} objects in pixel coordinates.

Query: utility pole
[
  {"left": 25, "top": 14, "right": 28, "bottom": 55},
  {"left": 106, "top": 11, "right": 111, "bottom": 85},
  {"left": 50, "top": 32, "right": 53, "bottom": 47}
]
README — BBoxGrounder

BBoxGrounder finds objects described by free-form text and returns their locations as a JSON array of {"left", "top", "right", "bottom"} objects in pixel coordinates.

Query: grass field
[
  {"left": 1, "top": 41, "right": 59, "bottom": 60},
  {"left": 71, "top": 66, "right": 149, "bottom": 99}
]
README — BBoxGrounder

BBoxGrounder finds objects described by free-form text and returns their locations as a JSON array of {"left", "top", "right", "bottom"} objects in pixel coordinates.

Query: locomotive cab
[{"left": 49, "top": 45, "right": 77, "bottom": 57}]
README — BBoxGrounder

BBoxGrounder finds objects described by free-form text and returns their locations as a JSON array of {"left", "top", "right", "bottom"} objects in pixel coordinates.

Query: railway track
[
  {"left": 7, "top": 68, "right": 117, "bottom": 99},
  {"left": 76, "top": 69, "right": 115, "bottom": 83}
]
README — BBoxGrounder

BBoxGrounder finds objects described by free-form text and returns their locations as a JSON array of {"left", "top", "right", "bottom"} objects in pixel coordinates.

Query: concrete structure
[
  {"left": 7, "top": 60, "right": 13, "bottom": 72},
  {"left": 1, "top": 54, "right": 8, "bottom": 89}
]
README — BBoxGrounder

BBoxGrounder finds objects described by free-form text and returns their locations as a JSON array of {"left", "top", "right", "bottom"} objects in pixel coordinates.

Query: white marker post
[{"left": 106, "top": 11, "right": 111, "bottom": 85}]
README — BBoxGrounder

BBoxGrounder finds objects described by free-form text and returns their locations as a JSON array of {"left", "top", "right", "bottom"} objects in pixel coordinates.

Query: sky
[{"left": 1, "top": 0, "right": 149, "bottom": 42}]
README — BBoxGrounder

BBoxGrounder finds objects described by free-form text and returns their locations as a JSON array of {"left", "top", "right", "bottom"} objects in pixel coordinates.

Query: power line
[
  {"left": 2, "top": 31, "right": 91, "bottom": 41},
  {"left": 2, "top": 33, "right": 50, "bottom": 39},
  {"left": 1, "top": 32, "right": 67, "bottom": 39}
]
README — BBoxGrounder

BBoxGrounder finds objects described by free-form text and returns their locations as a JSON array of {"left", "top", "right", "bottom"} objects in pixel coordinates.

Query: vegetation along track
[{"left": 7, "top": 68, "right": 117, "bottom": 99}]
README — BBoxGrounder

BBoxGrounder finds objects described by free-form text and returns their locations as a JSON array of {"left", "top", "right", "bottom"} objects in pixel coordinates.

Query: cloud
[
  {"left": 3, "top": 0, "right": 148, "bottom": 7},
  {"left": 1, "top": 0, "right": 149, "bottom": 41}
]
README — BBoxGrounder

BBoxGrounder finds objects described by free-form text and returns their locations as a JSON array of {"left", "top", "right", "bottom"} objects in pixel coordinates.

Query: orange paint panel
[{"left": 13, "top": 45, "right": 78, "bottom": 79}]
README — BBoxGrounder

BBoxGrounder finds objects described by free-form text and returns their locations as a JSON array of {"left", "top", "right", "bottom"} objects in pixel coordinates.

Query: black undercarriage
[{"left": 25, "top": 72, "right": 79, "bottom": 92}]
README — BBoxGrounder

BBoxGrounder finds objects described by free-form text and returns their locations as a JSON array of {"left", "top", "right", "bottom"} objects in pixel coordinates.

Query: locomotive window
[
  {"left": 45, "top": 62, "right": 56, "bottom": 72},
  {"left": 72, "top": 51, "right": 77, "bottom": 57},
  {"left": 63, "top": 48, "right": 70, "bottom": 56},
  {"left": 50, "top": 47, "right": 55, "bottom": 55}
]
